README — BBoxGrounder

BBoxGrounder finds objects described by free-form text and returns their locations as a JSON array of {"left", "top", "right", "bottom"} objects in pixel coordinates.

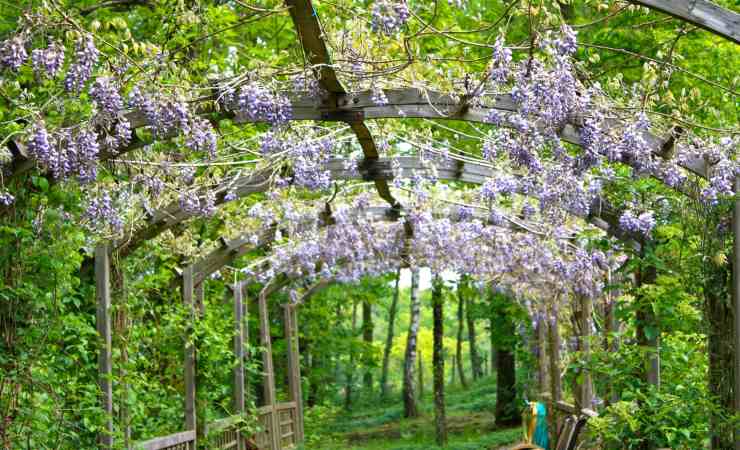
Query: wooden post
[
  {"left": 234, "top": 283, "right": 245, "bottom": 415},
  {"left": 547, "top": 302, "right": 561, "bottom": 446},
  {"left": 95, "top": 244, "right": 114, "bottom": 448},
  {"left": 284, "top": 305, "right": 304, "bottom": 443},
  {"left": 734, "top": 176, "right": 740, "bottom": 450},
  {"left": 233, "top": 283, "right": 246, "bottom": 450},
  {"left": 536, "top": 308, "right": 548, "bottom": 396},
  {"left": 182, "top": 266, "right": 197, "bottom": 445},
  {"left": 259, "top": 284, "right": 280, "bottom": 450},
  {"left": 580, "top": 294, "right": 594, "bottom": 410}
]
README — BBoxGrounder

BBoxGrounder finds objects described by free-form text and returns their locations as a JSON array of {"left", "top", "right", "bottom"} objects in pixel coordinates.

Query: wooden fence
[{"left": 133, "top": 402, "right": 301, "bottom": 450}]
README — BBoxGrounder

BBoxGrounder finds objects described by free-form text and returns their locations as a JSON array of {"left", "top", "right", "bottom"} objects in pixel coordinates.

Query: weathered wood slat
[
  {"left": 135, "top": 430, "right": 196, "bottom": 450},
  {"left": 182, "top": 267, "right": 197, "bottom": 440},
  {"left": 95, "top": 244, "right": 114, "bottom": 449},
  {"left": 630, "top": 0, "right": 740, "bottom": 44}
]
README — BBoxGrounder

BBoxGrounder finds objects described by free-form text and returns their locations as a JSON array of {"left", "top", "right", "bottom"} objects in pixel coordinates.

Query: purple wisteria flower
[
  {"left": 90, "top": 77, "right": 124, "bottom": 117},
  {"left": 83, "top": 192, "right": 123, "bottom": 233},
  {"left": 0, "top": 191, "right": 14, "bottom": 206},
  {"left": 0, "top": 35, "right": 28, "bottom": 71},
  {"left": 489, "top": 36, "right": 512, "bottom": 84},
  {"left": 370, "top": 0, "right": 410, "bottom": 35},
  {"left": 224, "top": 82, "right": 292, "bottom": 125},
  {"left": 184, "top": 118, "right": 218, "bottom": 159},
  {"left": 619, "top": 209, "right": 656, "bottom": 237},
  {"left": 31, "top": 41, "right": 65, "bottom": 77},
  {"left": 64, "top": 35, "right": 99, "bottom": 93}
]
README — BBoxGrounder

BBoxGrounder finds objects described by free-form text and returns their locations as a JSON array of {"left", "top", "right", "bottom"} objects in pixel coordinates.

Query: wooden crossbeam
[
  {"left": 285, "top": 0, "right": 401, "bottom": 210},
  {"left": 630, "top": 0, "right": 740, "bottom": 45}
]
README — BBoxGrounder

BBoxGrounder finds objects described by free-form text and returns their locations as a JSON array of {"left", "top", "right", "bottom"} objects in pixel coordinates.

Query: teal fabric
[{"left": 533, "top": 402, "right": 549, "bottom": 449}]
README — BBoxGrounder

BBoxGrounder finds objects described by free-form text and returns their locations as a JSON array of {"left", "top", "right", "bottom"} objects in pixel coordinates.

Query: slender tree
[
  {"left": 491, "top": 289, "right": 520, "bottom": 427},
  {"left": 402, "top": 269, "right": 421, "bottom": 418},
  {"left": 345, "top": 300, "right": 358, "bottom": 410},
  {"left": 362, "top": 298, "right": 374, "bottom": 391},
  {"left": 380, "top": 269, "right": 401, "bottom": 399},
  {"left": 456, "top": 282, "right": 469, "bottom": 389},
  {"left": 463, "top": 278, "right": 483, "bottom": 380},
  {"left": 432, "top": 276, "right": 448, "bottom": 446},
  {"left": 418, "top": 349, "right": 424, "bottom": 397}
]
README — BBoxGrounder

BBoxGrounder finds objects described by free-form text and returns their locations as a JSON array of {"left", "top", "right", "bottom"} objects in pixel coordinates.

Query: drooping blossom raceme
[
  {"left": 26, "top": 123, "right": 101, "bottom": 182},
  {"left": 480, "top": 174, "right": 519, "bottom": 200},
  {"left": 90, "top": 77, "right": 124, "bottom": 117},
  {"left": 183, "top": 117, "right": 218, "bottom": 159},
  {"left": 64, "top": 35, "right": 99, "bottom": 93},
  {"left": 0, "top": 35, "right": 27, "bottom": 71},
  {"left": 489, "top": 36, "right": 512, "bottom": 85},
  {"left": 31, "top": 41, "right": 65, "bottom": 77},
  {"left": 0, "top": 191, "right": 14, "bottom": 206},
  {"left": 619, "top": 209, "right": 656, "bottom": 237},
  {"left": 27, "top": 124, "right": 54, "bottom": 166},
  {"left": 83, "top": 192, "right": 123, "bottom": 233},
  {"left": 223, "top": 82, "right": 293, "bottom": 126},
  {"left": 555, "top": 25, "right": 578, "bottom": 57},
  {"left": 370, "top": 0, "right": 410, "bottom": 35},
  {"left": 259, "top": 132, "right": 334, "bottom": 191},
  {"left": 179, "top": 189, "right": 216, "bottom": 217}
]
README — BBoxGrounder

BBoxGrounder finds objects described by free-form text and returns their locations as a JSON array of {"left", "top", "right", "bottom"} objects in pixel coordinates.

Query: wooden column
[
  {"left": 182, "top": 266, "right": 197, "bottom": 444},
  {"left": 536, "top": 308, "right": 548, "bottom": 396},
  {"left": 233, "top": 284, "right": 245, "bottom": 416},
  {"left": 95, "top": 244, "right": 114, "bottom": 448},
  {"left": 284, "top": 304, "right": 305, "bottom": 443},
  {"left": 259, "top": 285, "right": 280, "bottom": 450},
  {"left": 734, "top": 176, "right": 740, "bottom": 450},
  {"left": 547, "top": 302, "right": 561, "bottom": 446},
  {"left": 580, "top": 295, "right": 594, "bottom": 409},
  {"left": 232, "top": 283, "right": 246, "bottom": 450},
  {"left": 576, "top": 295, "right": 594, "bottom": 410}
]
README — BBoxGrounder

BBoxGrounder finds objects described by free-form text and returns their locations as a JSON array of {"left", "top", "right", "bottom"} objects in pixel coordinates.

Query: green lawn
[{"left": 302, "top": 377, "right": 522, "bottom": 450}]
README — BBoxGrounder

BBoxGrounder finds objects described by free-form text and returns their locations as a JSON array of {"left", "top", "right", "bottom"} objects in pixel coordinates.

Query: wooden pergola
[{"left": 90, "top": 0, "right": 740, "bottom": 449}]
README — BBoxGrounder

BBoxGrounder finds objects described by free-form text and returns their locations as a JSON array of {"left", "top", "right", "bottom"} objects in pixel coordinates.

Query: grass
[{"left": 302, "top": 376, "right": 522, "bottom": 450}]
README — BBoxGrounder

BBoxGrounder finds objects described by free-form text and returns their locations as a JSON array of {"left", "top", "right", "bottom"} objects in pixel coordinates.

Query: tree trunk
[
  {"left": 495, "top": 348, "right": 519, "bottom": 426},
  {"left": 465, "top": 279, "right": 483, "bottom": 380},
  {"left": 450, "top": 356, "right": 457, "bottom": 385},
  {"left": 345, "top": 300, "right": 358, "bottom": 410},
  {"left": 705, "top": 253, "right": 734, "bottom": 449},
  {"left": 635, "top": 247, "right": 660, "bottom": 389},
  {"left": 456, "top": 284, "right": 469, "bottom": 389},
  {"left": 432, "top": 276, "right": 448, "bottom": 446},
  {"left": 402, "top": 269, "right": 421, "bottom": 418},
  {"left": 381, "top": 269, "right": 401, "bottom": 400},
  {"left": 418, "top": 350, "right": 424, "bottom": 397},
  {"left": 362, "top": 299, "right": 374, "bottom": 391},
  {"left": 490, "top": 318, "right": 497, "bottom": 376}
]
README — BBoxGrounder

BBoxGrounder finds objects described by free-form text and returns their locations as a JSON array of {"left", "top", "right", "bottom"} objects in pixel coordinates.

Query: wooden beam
[
  {"left": 95, "top": 244, "right": 114, "bottom": 449},
  {"left": 630, "top": 0, "right": 740, "bottom": 45},
  {"left": 182, "top": 266, "right": 197, "bottom": 442},
  {"left": 285, "top": 0, "right": 401, "bottom": 210}
]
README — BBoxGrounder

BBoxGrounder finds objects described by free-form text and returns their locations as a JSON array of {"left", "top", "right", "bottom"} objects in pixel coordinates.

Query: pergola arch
[{"left": 82, "top": 1, "right": 740, "bottom": 449}]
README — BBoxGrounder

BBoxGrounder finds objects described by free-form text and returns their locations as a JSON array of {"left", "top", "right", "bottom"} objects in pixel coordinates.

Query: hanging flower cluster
[
  {"left": 64, "top": 35, "right": 99, "bottom": 93},
  {"left": 31, "top": 41, "right": 65, "bottom": 77},
  {"left": 26, "top": 124, "right": 100, "bottom": 183},
  {"left": 222, "top": 82, "right": 293, "bottom": 126},
  {"left": 619, "top": 209, "right": 656, "bottom": 237},
  {"left": 370, "top": 0, "right": 410, "bottom": 35}
]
